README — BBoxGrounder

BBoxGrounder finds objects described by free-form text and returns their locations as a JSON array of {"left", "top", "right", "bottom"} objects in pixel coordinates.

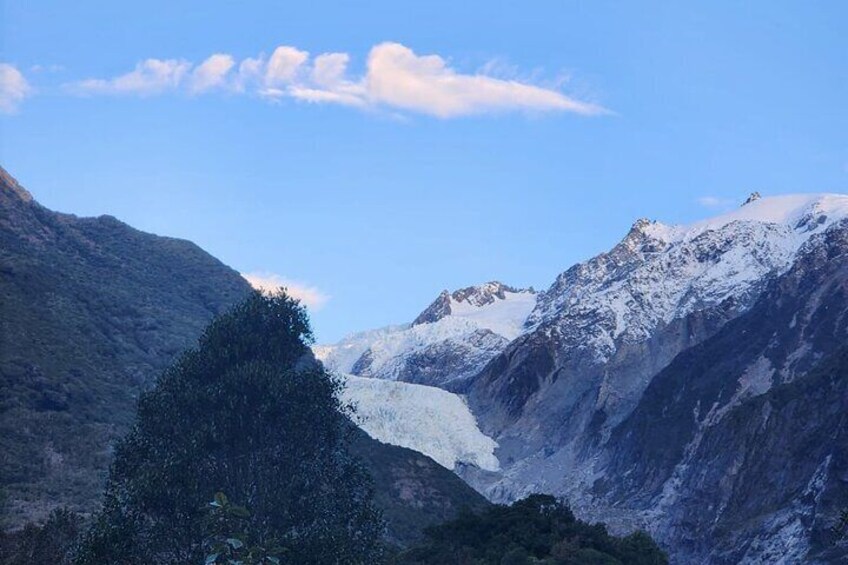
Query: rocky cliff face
[
  {"left": 594, "top": 224, "right": 848, "bottom": 563},
  {"left": 471, "top": 196, "right": 844, "bottom": 442},
  {"left": 314, "top": 195, "right": 848, "bottom": 561}
]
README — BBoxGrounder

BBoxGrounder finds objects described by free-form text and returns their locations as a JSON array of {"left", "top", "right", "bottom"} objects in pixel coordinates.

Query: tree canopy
[{"left": 394, "top": 494, "right": 667, "bottom": 565}]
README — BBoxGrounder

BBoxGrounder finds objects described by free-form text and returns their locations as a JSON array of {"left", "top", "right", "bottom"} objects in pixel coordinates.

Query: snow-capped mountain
[
  {"left": 465, "top": 193, "right": 848, "bottom": 562},
  {"left": 341, "top": 374, "right": 499, "bottom": 472},
  {"left": 531, "top": 193, "right": 848, "bottom": 362},
  {"left": 319, "top": 193, "right": 848, "bottom": 562},
  {"left": 412, "top": 281, "right": 537, "bottom": 338},
  {"left": 316, "top": 282, "right": 535, "bottom": 387},
  {"left": 596, "top": 224, "right": 848, "bottom": 562},
  {"left": 473, "top": 194, "right": 848, "bottom": 442}
]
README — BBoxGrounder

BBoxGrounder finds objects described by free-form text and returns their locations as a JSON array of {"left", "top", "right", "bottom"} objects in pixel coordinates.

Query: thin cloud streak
[
  {"left": 70, "top": 58, "right": 191, "bottom": 96},
  {"left": 696, "top": 196, "right": 736, "bottom": 210}
]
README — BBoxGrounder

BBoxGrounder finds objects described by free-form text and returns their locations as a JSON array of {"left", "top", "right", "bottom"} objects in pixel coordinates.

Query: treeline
[
  {"left": 1, "top": 292, "right": 667, "bottom": 564},
  {"left": 393, "top": 495, "right": 666, "bottom": 565}
]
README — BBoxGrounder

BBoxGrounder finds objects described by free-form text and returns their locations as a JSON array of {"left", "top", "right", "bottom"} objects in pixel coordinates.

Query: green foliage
[
  {"left": 393, "top": 494, "right": 668, "bottom": 565},
  {"left": 202, "top": 492, "right": 283, "bottom": 564},
  {"left": 74, "top": 291, "right": 384, "bottom": 564},
  {"left": 0, "top": 507, "right": 83, "bottom": 564}
]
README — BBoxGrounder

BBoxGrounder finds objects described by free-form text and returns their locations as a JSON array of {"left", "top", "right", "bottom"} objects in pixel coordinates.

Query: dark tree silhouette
[
  {"left": 393, "top": 494, "right": 667, "bottom": 565},
  {"left": 75, "top": 290, "right": 383, "bottom": 564}
]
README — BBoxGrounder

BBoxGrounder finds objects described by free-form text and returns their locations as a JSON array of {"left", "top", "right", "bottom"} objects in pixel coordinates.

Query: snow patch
[
  {"left": 645, "top": 193, "right": 848, "bottom": 244},
  {"left": 448, "top": 289, "right": 537, "bottom": 340}
]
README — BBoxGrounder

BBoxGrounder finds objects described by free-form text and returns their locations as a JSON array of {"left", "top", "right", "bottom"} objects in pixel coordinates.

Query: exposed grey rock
[
  {"left": 594, "top": 224, "right": 848, "bottom": 563},
  {"left": 744, "top": 192, "right": 762, "bottom": 206},
  {"left": 461, "top": 201, "right": 848, "bottom": 562}
]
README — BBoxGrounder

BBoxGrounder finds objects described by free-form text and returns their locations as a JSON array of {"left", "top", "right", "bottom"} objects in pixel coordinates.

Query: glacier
[{"left": 340, "top": 373, "right": 499, "bottom": 472}]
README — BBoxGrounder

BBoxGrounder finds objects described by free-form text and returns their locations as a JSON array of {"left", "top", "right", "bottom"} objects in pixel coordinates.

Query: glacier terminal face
[{"left": 340, "top": 373, "right": 499, "bottom": 472}]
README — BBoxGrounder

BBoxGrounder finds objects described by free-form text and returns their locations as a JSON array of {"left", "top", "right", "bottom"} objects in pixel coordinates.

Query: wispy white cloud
[
  {"left": 287, "top": 85, "right": 366, "bottom": 107},
  {"left": 312, "top": 52, "right": 350, "bottom": 87},
  {"left": 0, "top": 63, "right": 32, "bottom": 113},
  {"left": 234, "top": 56, "right": 265, "bottom": 93},
  {"left": 30, "top": 64, "right": 65, "bottom": 73},
  {"left": 242, "top": 272, "right": 330, "bottom": 310},
  {"left": 71, "top": 58, "right": 191, "bottom": 96},
  {"left": 697, "top": 196, "right": 735, "bottom": 210},
  {"left": 363, "top": 43, "right": 605, "bottom": 117},
  {"left": 66, "top": 42, "right": 608, "bottom": 118}
]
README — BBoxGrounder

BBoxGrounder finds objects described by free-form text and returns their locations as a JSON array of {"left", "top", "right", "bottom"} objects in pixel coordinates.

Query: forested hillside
[{"left": 0, "top": 167, "right": 252, "bottom": 527}]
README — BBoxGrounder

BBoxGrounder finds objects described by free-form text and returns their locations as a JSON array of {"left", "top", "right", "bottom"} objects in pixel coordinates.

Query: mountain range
[
  {"left": 4, "top": 163, "right": 848, "bottom": 562},
  {"left": 318, "top": 192, "right": 848, "bottom": 563}
]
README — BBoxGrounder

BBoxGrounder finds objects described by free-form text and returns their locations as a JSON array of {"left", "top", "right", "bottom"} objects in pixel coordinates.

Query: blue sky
[{"left": 1, "top": 1, "right": 846, "bottom": 341}]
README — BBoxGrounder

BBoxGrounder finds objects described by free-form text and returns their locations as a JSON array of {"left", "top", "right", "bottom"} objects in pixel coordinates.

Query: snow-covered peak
[
  {"left": 448, "top": 290, "right": 537, "bottom": 342},
  {"left": 413, "top": 281, "right": 535, "bottom": 333},
  {"left": 690, "top": 192, "right": 848, "bottom": 234},
  {"left": 529, "top": 193, "right": 848, "bottom": 365},
  {"left": 640, "top": 193, "right": 848, "bottom": 244},
  {"left": 316, "top": 281, "right": 537, "bottom": 386},
  {"left": 452, "top": 281, "right": 532, "bottom": 308}
]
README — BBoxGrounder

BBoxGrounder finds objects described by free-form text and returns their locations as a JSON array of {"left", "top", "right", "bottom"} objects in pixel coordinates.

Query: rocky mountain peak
[
  {"left": 413, "top": 282, "right": 534, "bottom": 326},
  {"left": 618, "top": 218, "right": 664, "bottom": 252},
  {"left": 629, "top": 217, "right": 653, "bottom": 232},
  {"left": 413, "top": 290, "right": 453, "bottom": 326},
  {"left": 452, "top": 281, "right": 530, "bottom": 307},
  {"left": 743, "top": 191, "right": 762, "bottom": 205}
]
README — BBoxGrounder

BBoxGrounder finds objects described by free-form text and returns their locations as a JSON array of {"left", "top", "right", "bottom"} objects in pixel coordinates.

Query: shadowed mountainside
[
  {"left": 0, "top": 167, "right": 252, "bottom": 527},
  {"left": 0, "top": 167, "right": 489, "bottom": 548}
]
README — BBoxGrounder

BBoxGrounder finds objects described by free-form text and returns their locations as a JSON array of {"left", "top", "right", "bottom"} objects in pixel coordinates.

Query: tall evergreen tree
[{"left": 75, "top": 291, "right": 384, "bottom": 564}]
